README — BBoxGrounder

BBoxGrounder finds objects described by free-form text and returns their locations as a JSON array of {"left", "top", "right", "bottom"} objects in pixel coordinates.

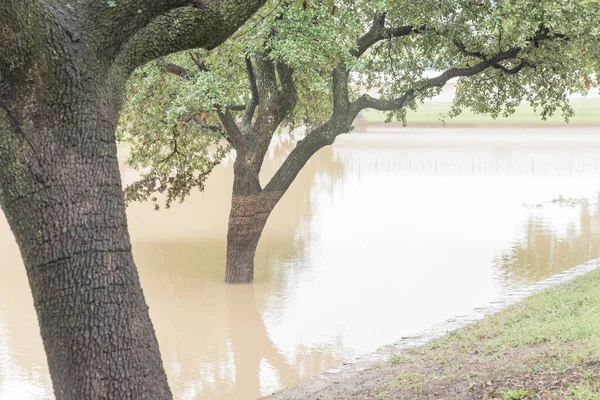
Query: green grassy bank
[
  {"left": 375, "top": 267, "right": 600, "bottom": 399},
  {"left": 362, "top": 98, "right": 600, "bottom": 127},
  {"left": 301, "top": 266, "right": 600, "bottom": 399}
]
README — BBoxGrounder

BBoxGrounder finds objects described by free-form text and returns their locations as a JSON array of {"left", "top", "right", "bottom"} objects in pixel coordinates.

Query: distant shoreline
[
  {"left": 354, "top": 121, "right": 600, "bottom": 130},
  {"left": 357, "top": 98, "right": 600, "bottom": 128}
]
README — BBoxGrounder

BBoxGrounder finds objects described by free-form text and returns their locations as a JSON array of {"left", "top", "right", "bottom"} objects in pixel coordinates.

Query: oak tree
[
  {"left": 0, "top": 0, "right": 265, "bottom": 398},
  {"left": 120, "top": 0, "right": 600, "bottom": 283}
]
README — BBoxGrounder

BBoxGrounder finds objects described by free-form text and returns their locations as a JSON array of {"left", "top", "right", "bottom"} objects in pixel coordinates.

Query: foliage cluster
[{"left": 118, "top": 0, "right": 600, "bottom": 208}]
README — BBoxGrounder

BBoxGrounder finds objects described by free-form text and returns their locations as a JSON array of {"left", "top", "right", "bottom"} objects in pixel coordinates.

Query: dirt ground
[{"left": 275, "top": 345, "right": 600, "bottom": 399}]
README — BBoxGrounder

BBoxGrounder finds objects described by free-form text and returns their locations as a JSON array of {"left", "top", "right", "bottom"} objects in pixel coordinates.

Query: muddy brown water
[{"left": 2, "top": 127, "right": 600, "bottom": 399}]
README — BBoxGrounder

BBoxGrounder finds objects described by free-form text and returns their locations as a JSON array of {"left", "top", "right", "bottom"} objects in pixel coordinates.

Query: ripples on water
[{"left": 1, "top": 128, "right": 600, "bottom": 399}]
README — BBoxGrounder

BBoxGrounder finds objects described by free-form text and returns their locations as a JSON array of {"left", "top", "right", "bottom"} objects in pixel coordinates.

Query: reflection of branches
[{"left": 495, "top": 200, "right": 600, "bottom": 284}]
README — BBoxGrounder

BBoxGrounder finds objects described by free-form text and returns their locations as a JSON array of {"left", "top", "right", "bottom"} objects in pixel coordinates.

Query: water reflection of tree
[
  {"left": 226, "top": 285, "right": 299, "bottom": 398},
  {"left": 129, "top": 140, "right": 347, "bottom": 399},
  {"left": 494, "top": 197, "right": 600, "bottom": 284},
  {"left": 133, "top": 239, "right": 346, "bottom": 399}
]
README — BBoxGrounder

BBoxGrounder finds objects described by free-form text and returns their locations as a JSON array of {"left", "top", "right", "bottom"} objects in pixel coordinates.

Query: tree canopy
[{"left": 119, "top": 0, "right": 600, "bottom": 209}]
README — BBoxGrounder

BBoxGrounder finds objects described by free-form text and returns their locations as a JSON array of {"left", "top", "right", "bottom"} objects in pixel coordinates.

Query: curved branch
[
  {"left": 242, "top": 56, "right": 260, "bottom": 132},
  {"left": 156, "top": 58, "right": 190, "bottom": 79},
  {"left": 329, "top": 13, "right": 420, "bottom": 113},
  {"left": 263, "top": 116, "right": 347, "bottom": 194},
  {"left": 81, "top": 0, "right": 201, "bottom": 61},
  {"left": 264, "top": 14, "right": 572, "bottom": 200},
  {"left": 216, "top": 107, "right": 246, "bottom": 150},
  {"left": 452, "top": 27, "right": 564, "bottom": 76},
  {"left": 264, "top": 46, "right": 531, "bottom": 195},
  {"left": 352, "top": 13, "right": 420, "bottom": 58},
  {"left": 354, "top": 47, "right": 523, "bottom": 112},
  {"left": 263, "top": 14, "right": 420, "bottom": 195},
  {"left": 113, "top": 0, "right": 267, "bottom": 75}
]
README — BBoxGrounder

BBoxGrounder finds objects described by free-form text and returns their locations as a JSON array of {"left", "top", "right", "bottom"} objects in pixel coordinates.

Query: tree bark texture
[
  {"left": 0, "top": 0, "right": 265, "bottom": 398},
  {"left": 225, "top": 148, "right": 283, "bottom": 284},
  {"left": 0, "top": 89, "right": 172, "bottom": 399},
  {"left": 225, "top": 189, "right": 283, "bottom": 284}
]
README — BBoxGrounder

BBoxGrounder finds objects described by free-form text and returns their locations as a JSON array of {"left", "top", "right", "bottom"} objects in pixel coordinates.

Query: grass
[
  {"left": 389, "top": 355, "right": 411, "bottom": 366},
  {"left": 361, "top": 98, "right": 600, "bottom": 126},
  {"left": 445, "top": 268, "right": 600, "bottom": 351},
  {"left": 501, "top": 388, "right": 537, "bottom": 399},
  {"left": 334, "top": 267, "right": 600, "bottom": 399}
]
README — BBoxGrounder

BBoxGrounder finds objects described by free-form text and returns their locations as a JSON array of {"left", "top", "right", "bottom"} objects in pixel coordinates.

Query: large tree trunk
[
  {"left": 0, "top": 86, "right": 172, "bottom": 398},
  {"left": 1, "top": 0, "right": 266, "bottom": 396}
]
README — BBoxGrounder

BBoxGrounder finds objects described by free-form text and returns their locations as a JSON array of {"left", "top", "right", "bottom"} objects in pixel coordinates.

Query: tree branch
[
  {"left": 328, "top": 13, "right": 420, "bottom": 114},
  {"left": 261, "top": 14, "right": 419, "bottom": 195},
  {"left": 190, "top": 52, "right": 210, "bottom": 72},
  {"left": 0, "top": 0, "right": 45, "bottom": 91},
  {"left": 248, "top": 52, "right": 283, "bottom": 149},
  {"left": 112, "top": 0, "right": 268, "bottom": 75},
  {"left": 239, "top": 54, "right": 298, "bottom": 176},
  {"left": 81, "top": 0, "right": 200, "bottom": 61},
  {"left": 357, "top": 26, "right": 565, "bottom": 114},
  {"left": 491, "top": 59, "right": 533, "bottom": 75},
  {"left": 264, "top": 14, "right": 573, "bottom": 200},
  {"left": 276, "top": 63, "right": 297, "bottom": 102},
  {"left": 263, "top": 117, "right": 346, "bottom": 194},
  {"left": 351, "top": 13, "right": 420, "bottom": 58},
  {"left": 354, "top": 47, "right": 523, "bottom": 112},
  {"left": 265, "top": 46, "right": 528, "bottom": 194},
  {"left": 250, "top": 55, "right": 297, "bottom": 143},
  {"left": 453, "top": 40, "right": 535, "bottom": 75},
  {"left": 253, "top": 51, "right": 279, "bottom": 101},
  {"left": 216, "top": 107, "right": 246, "bottom": 150},
  {"left": 242, "top": 56, "right": 260, "bottom": 132},
  {"left": 332, "top": 66, "right": 351, "bottom": 113},
  {"left": 191, "top": 119, "right": 223, "bottom": 133},
  {"left": 452, "top": 27, "right": 564, "bottom": 75},
  {"left": 452, "top": 39, "right": 486, "bottom": 59},
  {"left": 156, "top": 58, "right": 189, "bottom": 79}
]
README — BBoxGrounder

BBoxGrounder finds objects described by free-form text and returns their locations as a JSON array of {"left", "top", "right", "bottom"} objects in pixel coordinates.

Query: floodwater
[{"left": 2, "top": 127, "right": 600, "bottom": 399}]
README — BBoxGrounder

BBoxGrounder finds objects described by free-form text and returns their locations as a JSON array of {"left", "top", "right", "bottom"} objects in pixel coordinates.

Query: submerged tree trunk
[
  {"left": 225, "top": 191, "right": 283, "bottom": 283},
  {"left": 224, "top": 149, "right": 283, "bottom": 284}
]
